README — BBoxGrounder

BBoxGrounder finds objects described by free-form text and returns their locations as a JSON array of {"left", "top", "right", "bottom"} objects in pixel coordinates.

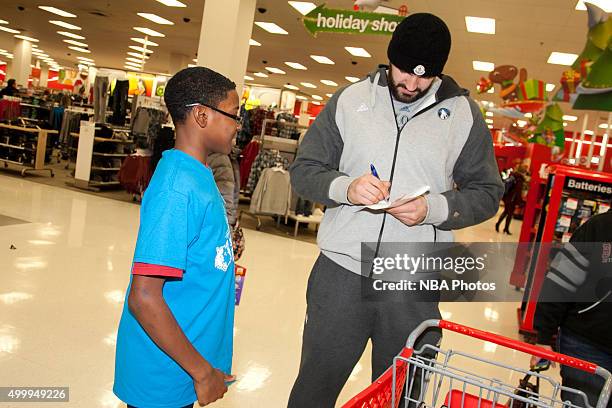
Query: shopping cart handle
[{"left": 407, "top": 319, "right": 598, "bottom": 374}]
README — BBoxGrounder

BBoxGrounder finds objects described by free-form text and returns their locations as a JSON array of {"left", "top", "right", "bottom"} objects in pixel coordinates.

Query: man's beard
[{"left": 389, "top": 73, "right": 433, "bottom": 104}]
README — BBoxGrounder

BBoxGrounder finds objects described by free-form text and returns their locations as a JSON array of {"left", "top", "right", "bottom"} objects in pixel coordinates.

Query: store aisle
[{"left": 0, "top": 175, "right": 547, "bottom": 408}]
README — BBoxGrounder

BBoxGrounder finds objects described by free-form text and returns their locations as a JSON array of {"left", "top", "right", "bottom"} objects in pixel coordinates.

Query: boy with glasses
[{"left": 114, "top": 66, "right": 240, "bottom": 408}]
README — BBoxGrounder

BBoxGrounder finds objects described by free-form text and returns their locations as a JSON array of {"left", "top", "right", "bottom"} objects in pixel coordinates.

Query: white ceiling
[{"left": 0, "top": 0, "right": 610, "bottom": 132}]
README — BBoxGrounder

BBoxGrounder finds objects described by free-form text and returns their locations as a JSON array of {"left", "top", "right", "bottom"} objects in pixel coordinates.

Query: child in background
[{"left": 113, "top": 66, "right": 241, "bottom": 408}]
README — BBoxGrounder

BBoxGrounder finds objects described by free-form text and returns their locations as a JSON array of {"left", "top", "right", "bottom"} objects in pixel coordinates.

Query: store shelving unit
[
  {"left": 0, "top": 124, "right": 57, "bottom": 177},
  {"left": 515, "top": 165, "right": 612, "bottom": 338},
  {"left": 66, "top": 124, "right": 133, "bottom": 191}
]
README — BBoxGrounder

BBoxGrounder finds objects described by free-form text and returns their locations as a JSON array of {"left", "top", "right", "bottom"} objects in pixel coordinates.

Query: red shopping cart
[{"left": 342, "top": 320, "right": 612, "bottom": 408}]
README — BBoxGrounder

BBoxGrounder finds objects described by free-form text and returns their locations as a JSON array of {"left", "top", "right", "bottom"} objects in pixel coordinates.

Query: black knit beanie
[{"left": 387, "top": 13, "right": 451, "bottom": 77}]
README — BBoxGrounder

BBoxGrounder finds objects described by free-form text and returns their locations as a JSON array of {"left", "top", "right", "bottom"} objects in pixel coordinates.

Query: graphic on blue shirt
[{"left": 113, "top": 149, "right": 235, "bottom": 408}]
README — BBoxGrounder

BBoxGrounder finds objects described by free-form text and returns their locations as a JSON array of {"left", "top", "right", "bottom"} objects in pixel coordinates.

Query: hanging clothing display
[
  {"left": 236, "top": 105, "right": 252, "bottom": 148},
  {"left": 93, "top": 76, "right": 109, "bottom": 123},
  {"left": 50, "top": 107, "right": 64, "bottom": 131},
  {"left": 239, "top": 140, "right": 260, "bottom": 190},
  {"left": 249, "top": 108, "right": 275, "bottom": 137},
  {"left": 118, "top": 154, "right": 153, "bottom": 195},
  {"left": 111, "top": 80, "right": 129, "bottom": 126},
  {"left": 131, "top": 107, "right": 167, "bottom": 149},
  {"left": 246, "top": 149, "right": 289, "bottom": 193},
  {"left": 249, "top": 167, "right": 291, "bottom": 216}
]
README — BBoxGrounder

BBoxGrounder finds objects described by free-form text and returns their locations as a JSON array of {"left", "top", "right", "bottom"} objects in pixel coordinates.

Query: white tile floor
[{"left": 0, "top": 175, "right": 557, "bottom": 408}]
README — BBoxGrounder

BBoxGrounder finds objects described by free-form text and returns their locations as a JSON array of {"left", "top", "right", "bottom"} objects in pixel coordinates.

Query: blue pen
[
  {"left": 370, "top": 163, "right": 380, "bottom": 179},
  {"left": 370, "top": 164, "right": 389, "bottom": 201}
]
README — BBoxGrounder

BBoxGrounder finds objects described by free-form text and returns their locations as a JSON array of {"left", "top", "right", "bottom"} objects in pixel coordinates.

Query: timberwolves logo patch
[
  {"left": 438, "top": 108, "right": 451, "bottom": 120},
  {"left": 413, "top": 65, "right": 425, "bottom": 76}
]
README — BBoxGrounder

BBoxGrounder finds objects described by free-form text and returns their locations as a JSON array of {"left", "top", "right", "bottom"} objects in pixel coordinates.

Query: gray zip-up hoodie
[{"left": 290, "top": 66, "right": 504, "bottom": 274}]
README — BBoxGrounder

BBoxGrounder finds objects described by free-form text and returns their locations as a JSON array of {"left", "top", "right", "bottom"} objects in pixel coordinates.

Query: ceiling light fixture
[
  {"left": 301, "top": 82, "right": 317, "bottom": 88},
  {"left": 244, "top": 75, "right": 254, "bottom": 81},
  {"left": 284, "top": 84, "right": 299, "bottom": 90},
  {"left": 296, "top": 95, "right": 308, "bottom": 100},
  {"left": 265, "top": 67, "right": 286, "bottom": 74},
  {"left": 68, "top": 46, "right": 90, "bottom": 53},
  {"left": 465, "top": 16, "right": 496, "bottom": 34},
  {"left": 127, "top": 52, "right": 149, "bottom": 59},
  {"left": 254, "top": 72, "right": 268, "bottom": 78},
  {"left": 310, "top": 55, "right": 334, "bottom": 64},
  {"left": 285, "top": 62, "right": 307, "bottom": 70},
  {"left": 486, "top": 112, "right": 494, "bottom": 117},
  {"left": 312, "top": 95, "right": 323, "bottom": 101},
  {"left": 129, "top": 45, "right": 154, "bottom": 53},
  {"left": 254, "top": 22, "right": 289, "bottom": 35},
  {"left": 137, "top": 13, "right": 174, "bottom": 25},
  {"left": 38, "top": 6, "right": 76, "bottom": 18},
  {"left": 63, "top": 39, "right": 87, "bottom": 47},
  {"left": 472, "top": 60, "right": 495, "bottom": 72},
  {"left": 126, "top": 57, "right": 145, "bottom": 64},
  {"left": 0, "top": 26, "right": 21, "bottom": 34},
  {"left": 15, "top": 35, "right": 39, "bottom": 42},
  {"left": 547, "top": 52, "right": 578, "bottom": 66},
  {"left": 155, "top": 0, "right": 187, "bottom": 7},
  {"left": 131, "top": 37, "right": 159, "bottom": 46},
  {"left": 546, "top": 83, "right": 556, "bottom": 92},
  {"left": 0, "top": 20, "right": 8, "bottom": 24},
  {"left": 133, "top": 27, "right": 165, "bottom": 37},
  {"left": 326, "top": 93, "right": 333, "bottom": 97},
  {"left": 599, "top": 123, "right": 609, "bottom": 129},
  {"left": 344, "top": 47, "right": 371, "bottom": 57},
  {"left": 125, "top": 65, "right": 142, "bottom": 71},
  {"left": 345, "top": 76, "right": 360, "bottom": 83},
  {"left": 486, "top": 118, "right": 494, "bottom": 124},
  {"left": 563, "top": 115, "right": 578, "bottom": 121},
  {"left": 49, "top": 20, "right": 81, "bottom": 30},
  {"left": 288, "top": 1, "right": 317, "bottom": 15},
  {"left": 321, "top": 80, "right": 338, "bottom": 86},
  {"left": 57, "top": 31, "right": 85, "bottom": 39},
  {"left": 249, "top": 39, "right": 261, "bottom": 46},
  {"left": 77, "top": 56, "right": 94, "bottom": 61}
]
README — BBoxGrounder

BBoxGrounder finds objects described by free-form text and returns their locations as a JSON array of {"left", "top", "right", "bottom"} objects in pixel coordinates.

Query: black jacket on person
[
  {"left": 534, "top": 210, "right": 612, "bottom": 354},
  {"left": 0, "top": 86, "right": 17, "bottom": 98}
]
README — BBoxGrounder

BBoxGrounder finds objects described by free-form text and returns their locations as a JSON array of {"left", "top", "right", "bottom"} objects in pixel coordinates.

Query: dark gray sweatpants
[{"left": 288, "top": 254, "right": 441, "bottom": 408}]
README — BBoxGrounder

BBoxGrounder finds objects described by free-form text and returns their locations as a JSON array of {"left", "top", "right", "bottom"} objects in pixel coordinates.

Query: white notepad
[{"left": 365, "top": 185, "right": 431, "bottom": 210}]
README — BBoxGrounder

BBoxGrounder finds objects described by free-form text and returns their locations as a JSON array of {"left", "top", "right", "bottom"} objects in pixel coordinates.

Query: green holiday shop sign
[{"left": 303, "top": 4, "right": 404, "bottom": 37}]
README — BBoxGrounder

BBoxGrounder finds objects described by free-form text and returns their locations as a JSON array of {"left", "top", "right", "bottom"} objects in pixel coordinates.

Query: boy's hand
[
  {"left": 348, "top": 174, "right": 391, "bottom": 205},
  {"left": 194, "top": 368, "right": 230, "bottom": 406}
]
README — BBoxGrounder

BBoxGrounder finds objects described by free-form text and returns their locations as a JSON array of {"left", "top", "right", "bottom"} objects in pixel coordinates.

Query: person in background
[
  {"left": 496, "top": 163, "right": 527, "bottom": 235},
  {"left": 113, "top": 66, "right": 239, "bottom": 408},
  {"left": 534, "top": 210, "right": 612, "bottom": 408},
  {"left": 0, "top": 79, "right": 18, "bottom": 98},
  {"left": 208, "top": 148, "right": 245, "bottom": 261}
]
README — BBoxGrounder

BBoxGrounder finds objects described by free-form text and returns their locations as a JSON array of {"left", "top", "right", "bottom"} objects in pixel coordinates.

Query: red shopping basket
[{"left": 342, "top": 347, "right": 413, "bottom": 408}]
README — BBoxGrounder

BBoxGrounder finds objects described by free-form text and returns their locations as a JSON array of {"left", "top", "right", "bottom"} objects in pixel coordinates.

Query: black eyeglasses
[{"left": 185, "top": 102, "right": 241, "bottom": 124}]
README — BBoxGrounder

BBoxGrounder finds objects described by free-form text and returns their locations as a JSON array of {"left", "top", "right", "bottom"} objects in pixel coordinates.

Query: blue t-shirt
[{"left": 114, "top": 149, "right": 235, "bottom": 408}]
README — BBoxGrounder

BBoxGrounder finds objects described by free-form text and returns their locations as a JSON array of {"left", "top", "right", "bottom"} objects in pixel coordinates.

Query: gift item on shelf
[{"left": 0, "top": 123, "right": 57, "bottom": 177}]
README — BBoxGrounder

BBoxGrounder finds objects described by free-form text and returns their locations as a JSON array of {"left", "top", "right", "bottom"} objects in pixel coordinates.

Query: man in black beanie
[{"left": 289, "top": 13, "right": 503, "bottom": 407}]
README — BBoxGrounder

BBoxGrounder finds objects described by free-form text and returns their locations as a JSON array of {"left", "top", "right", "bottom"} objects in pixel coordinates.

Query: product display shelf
[
  {"left": 0, "top": 123, "right": 57, "bottom": 177},
  {"left": 66, "top": 125, "right": 133, "bottom": 191},
  {"left": 515, "top": 165, "right": 612, "bottom": 338}
]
